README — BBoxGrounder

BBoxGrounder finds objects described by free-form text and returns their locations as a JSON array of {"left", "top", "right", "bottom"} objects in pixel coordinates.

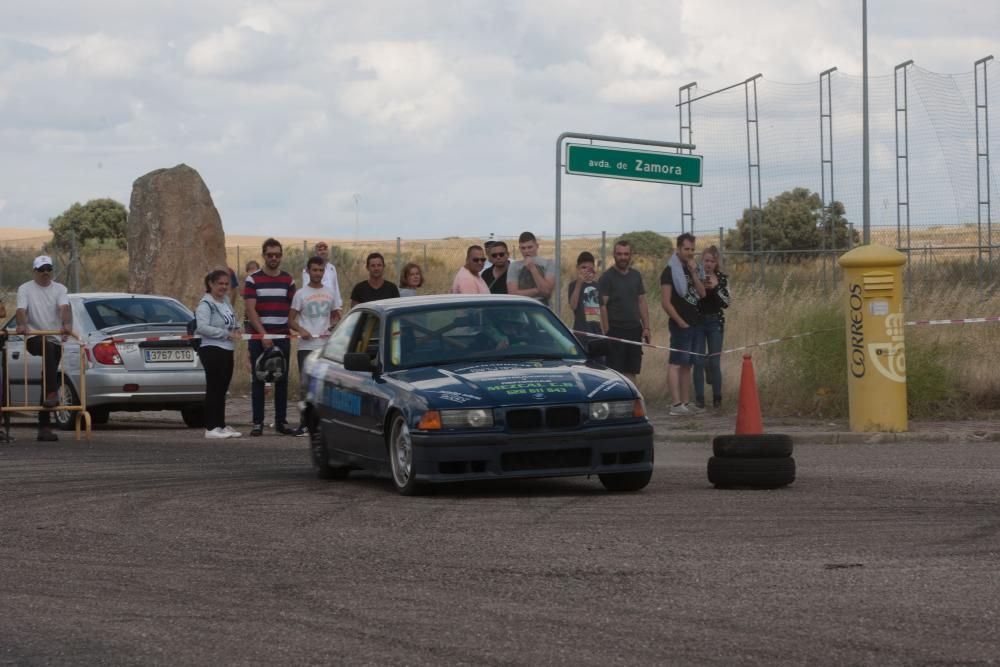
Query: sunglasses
[
  {"left": 35, "top": 265, "right": 54, "bottom": 272},
  {"left": 471, "top": 257, "right": 487, "bottom": 263},
  {"left": 490, "top": 252, "right": 507, "bottom": 258}
]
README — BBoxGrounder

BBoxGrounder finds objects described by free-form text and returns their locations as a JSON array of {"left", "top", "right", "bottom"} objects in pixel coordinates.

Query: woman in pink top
[{"left": 451, "top": 245, "right": 492, "bottom": 294}]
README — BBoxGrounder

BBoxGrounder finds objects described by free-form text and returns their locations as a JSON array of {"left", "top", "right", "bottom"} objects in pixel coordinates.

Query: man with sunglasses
[
  {"left": 244, "top": 238, "right": 297, "bottom": 437},
  {"left": 15, "top": 255, "right": 72, "bottom": 442},
  {"left": 451, "top": 245, "right": 491, "bottom": 294},
  {"left": 480, "top": 241, "right": 510, "bottom": 294}
]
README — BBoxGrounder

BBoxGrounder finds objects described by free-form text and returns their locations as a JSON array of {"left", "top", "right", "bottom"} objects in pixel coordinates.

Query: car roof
[{"left": 356, "top": 294, "right": 547, "bottom": 314}]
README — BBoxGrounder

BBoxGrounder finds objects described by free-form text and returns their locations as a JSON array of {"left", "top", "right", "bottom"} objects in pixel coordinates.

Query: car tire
[
  {"left": 599, "top": 470, "right": 653, "bottom": 492},
  {"left": 388, "top": 413, "right": 425, "bottom": 496},
  {"left": 180, "top": 406, "right": 205, "bottom": 428},
  {"left": 88, "top": 407, "right": 110, "bottom": 425},
  {"left": 712, "top": 434, "right": 793, "bottom": 459},
  {"left": 54, "top": 382, "right": 80, "bottom": 432},
  {"left": 309, "top": 416, "right": 349, "bottom": 480},
  {"left": 707, "top": 456, "right": 796, "bottom": 489}
]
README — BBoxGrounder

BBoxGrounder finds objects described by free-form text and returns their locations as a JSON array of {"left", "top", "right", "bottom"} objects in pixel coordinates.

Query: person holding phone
[{"left": 568, "top": 251, "right": 602, "bottom": 351}]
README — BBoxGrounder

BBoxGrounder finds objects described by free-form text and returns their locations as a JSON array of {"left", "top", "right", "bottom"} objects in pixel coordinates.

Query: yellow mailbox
[{"left": 837, "top": 245, "right": 908, "bottom": 432}]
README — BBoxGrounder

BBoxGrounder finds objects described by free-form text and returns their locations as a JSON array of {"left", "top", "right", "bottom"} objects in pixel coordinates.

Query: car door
[
  {"left": 339, "top": 312, "right": 393, "bottom": 462},
  {"left": 311, "top": 309, "right": 363, "bottom": 457}
]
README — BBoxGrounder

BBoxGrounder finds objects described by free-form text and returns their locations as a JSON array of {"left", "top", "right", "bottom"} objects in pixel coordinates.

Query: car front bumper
[{"left": 408, "top": 421, "right": 654, "bottom": 483}]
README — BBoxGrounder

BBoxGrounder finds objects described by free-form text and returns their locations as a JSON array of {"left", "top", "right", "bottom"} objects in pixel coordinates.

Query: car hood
[{"left": 385, "top": 359, "right": 637, "bottom": 408}]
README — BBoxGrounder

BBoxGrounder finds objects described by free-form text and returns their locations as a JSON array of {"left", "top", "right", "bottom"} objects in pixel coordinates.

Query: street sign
[{"left": 566, "top": 144, "right": 703, "bottom": 186}]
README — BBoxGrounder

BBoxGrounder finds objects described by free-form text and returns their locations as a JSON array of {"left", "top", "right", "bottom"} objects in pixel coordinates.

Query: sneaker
[
  {"left": 275, "top": 424, "right": 298, "bottom": 436},
  {"left": 205, "top": 427, "right": 232, "bottom": 439},
  {"left": 250, "top": 424, "right": 264, "bottom": 437},
  {"left": 686, "top": 403, "right": 705, "bottom": 414},
  {"left": 37, "top": 428, "right": 59, "bottom": 442},
  {"left": 712, "top": 397, "right": 722, "bottom": 409},
  {"left": 293, "top": 425, "right": 308, "bottom": 437},
  {"left": 669, "top": 403, "right": 690, "bottom": 416},
  {"left": 222, "top": 425, "right": 243, "bottom": 438}
]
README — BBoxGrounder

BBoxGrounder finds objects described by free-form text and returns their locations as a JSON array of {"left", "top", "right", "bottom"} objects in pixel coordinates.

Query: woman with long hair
[
  {"left": 196, "top": 269, "right": 243, "bottom": 438},
  {"left": 692, "top": 246, "right": 731, "bottom": 409},
  {"left": 398, "top": 262, "right": 424, "bottom": 297}
]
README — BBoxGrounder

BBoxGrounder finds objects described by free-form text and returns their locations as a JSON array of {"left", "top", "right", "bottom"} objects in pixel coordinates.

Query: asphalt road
[{"left": 2, "top": 420, "right": 999, "bottom": 665}]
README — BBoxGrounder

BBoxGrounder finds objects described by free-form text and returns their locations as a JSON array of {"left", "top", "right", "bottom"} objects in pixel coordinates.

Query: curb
[{"left": 654, "top": 431, "right": 1000, "bottom": 445}]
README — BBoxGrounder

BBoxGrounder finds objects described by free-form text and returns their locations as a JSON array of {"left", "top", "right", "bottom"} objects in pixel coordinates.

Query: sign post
[{"left": 554, "top": 133, "right": 699, "bottom": 320}]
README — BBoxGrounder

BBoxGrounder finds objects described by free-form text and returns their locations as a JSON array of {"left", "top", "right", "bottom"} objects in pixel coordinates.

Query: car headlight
[
  {"left": 418, "top": 409, "right": 495, "bottom": 430},
  {"left": 589, "top": 400, "right": 644, "bottom": 421}
]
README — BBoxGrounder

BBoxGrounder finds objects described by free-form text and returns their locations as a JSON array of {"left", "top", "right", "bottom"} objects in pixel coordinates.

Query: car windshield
[
  {"left": 84, "top": 297, "right": 192, "bottom": 330},
  {"left": 387, "top": 304, "right": 585, "bottom": 369}
]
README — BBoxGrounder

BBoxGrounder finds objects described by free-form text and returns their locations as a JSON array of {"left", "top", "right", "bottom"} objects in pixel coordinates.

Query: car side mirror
[
  {"left": 586, "top": 339, "right": 609, "bottom": 357},
  {"left": 344, "top": 352, "right": 376, "bottom": 372}
]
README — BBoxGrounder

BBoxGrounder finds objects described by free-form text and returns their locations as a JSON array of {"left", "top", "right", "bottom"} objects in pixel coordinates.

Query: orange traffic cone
[{"left": 735, "top": 354, "right": 764, "bottom": 435}]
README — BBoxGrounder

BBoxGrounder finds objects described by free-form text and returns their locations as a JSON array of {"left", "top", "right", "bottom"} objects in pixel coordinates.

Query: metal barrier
[{"left": 1, "top": 329, "right": 91, "bottom": 440}]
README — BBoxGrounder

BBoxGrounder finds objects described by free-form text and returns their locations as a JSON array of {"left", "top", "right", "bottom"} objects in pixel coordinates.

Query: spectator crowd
[{"left": 4, "top": 231, "right": 730, "bottom": 441}]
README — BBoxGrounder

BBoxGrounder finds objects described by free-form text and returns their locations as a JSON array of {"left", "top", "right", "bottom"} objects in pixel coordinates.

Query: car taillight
[{"left": 92, "top": 341, "right": 123, "bottom": 365}]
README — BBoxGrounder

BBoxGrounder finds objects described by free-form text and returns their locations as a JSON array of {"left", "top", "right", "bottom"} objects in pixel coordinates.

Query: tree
[
  {"left": 616, "top": 230, "right": 673, "bottom": 259},
  {"left": 48, "top": 198, "right": 128, "bottom": 251},
  {"left": 725, "top": 187, "right": 856, "bottom": 258}
]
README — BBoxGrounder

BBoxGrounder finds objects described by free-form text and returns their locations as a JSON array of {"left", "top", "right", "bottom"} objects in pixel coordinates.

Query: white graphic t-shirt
[{"left": 291, "top": 285, "right": 338, "bottom": 351}]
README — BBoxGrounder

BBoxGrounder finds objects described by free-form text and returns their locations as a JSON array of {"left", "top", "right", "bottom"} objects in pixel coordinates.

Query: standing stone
[{"left": 127, "top": 164, "right": 228, "bottom": 310}]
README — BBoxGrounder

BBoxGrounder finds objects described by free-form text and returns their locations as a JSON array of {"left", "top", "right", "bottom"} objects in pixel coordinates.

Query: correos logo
[{"left": 849, "top": 283, "right": 865, "bottom": 378}]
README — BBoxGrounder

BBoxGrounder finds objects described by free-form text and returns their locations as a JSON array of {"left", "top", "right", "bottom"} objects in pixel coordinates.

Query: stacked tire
[{"left": 707, "top": 434, "right": 795, "bottom": 489}]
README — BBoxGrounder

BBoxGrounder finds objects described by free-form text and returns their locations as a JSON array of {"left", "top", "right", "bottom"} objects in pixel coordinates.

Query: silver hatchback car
[{"left": 4, "top": 293, "right": 207, "bottom": 429}]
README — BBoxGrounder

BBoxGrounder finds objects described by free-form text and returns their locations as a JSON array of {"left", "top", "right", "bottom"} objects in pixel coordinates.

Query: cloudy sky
[{"left": 1, "top": 0, "right": 997, "bottom": 241}]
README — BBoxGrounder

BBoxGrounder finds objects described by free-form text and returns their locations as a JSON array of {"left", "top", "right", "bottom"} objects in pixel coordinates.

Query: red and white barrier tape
[
  {"left": 905, "top": 316, "right": 1000, "bottom": 326},
  {"left": 97, "top": 314, "right": 1000, "bottom": 352},
  {"left": 574, "top": 328, "right": 840, "bottom": 358},
  {"left": 575, "top": 314, "right": 1000, "bottom": 358},
  {"left": 110, "top": 333, "right": 329, "bottom": 344}
]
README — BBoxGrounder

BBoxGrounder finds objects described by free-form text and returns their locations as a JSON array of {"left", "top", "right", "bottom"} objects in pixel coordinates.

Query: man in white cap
[{"left": 15, "top": 255, "right": 72, "bottom": 442}]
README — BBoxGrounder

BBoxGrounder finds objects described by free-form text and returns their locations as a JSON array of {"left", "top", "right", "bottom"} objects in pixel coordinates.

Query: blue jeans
[
  {"left": 692, "top": 314, "right": 724, "bottom": 406},
  {"left": 249, "top": 338, "right": 291, "bottom": 427}
]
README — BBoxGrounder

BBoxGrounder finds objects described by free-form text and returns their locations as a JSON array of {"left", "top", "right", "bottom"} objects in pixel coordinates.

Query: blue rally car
[{"left": 300, "top": 295, "right": 654, "bottom": 495}]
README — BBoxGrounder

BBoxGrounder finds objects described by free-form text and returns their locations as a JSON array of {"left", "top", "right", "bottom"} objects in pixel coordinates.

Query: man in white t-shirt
[
  {"left": 290, "top": 255, "right": 341, "bottom": 436},
  {"left": 15, "top": 255, "right": 72, "bottom": 442},
  {"left": 301, "top": 241, "right": 343, "bottom": 300}
]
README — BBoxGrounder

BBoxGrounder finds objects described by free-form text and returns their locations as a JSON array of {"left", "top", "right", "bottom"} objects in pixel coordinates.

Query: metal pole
[
  {"left": 679, "top": 82, "right": 697, "bottom": 234},
  {"left": 395, "top": 237, "right": 401, "bottom": 281},
  {"left": 555, "top": 139, "right": 562, "bottom": 317},
  {"left": 600, "top": 231, "right": 607, "bottom": 271},
  {"left": 423, "top": 244, "right": 427, "bottom": 271},
  {"left": 69, "top": 229, "right": 80, "bottom": 293},
  {"left": 862, "top": 0, "right": 871, "bottom": 244}
]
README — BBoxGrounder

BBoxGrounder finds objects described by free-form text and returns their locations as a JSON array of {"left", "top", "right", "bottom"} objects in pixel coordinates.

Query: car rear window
[{"left": 84, "top": 298, "right": 192, "bottom": 330}]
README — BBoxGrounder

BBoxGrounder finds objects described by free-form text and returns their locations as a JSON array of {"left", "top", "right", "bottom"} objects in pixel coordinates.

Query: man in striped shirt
[{"left": 244, "top": 238, "right": 297, "bottom": 437}]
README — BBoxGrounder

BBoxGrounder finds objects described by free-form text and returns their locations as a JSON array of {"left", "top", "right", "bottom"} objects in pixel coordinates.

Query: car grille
[
  {"left": 501, "top": 447, "right": 592, "bottom": 472},
  {"left": 505, "top": 406, "right": 581, "bottom": 431}
]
